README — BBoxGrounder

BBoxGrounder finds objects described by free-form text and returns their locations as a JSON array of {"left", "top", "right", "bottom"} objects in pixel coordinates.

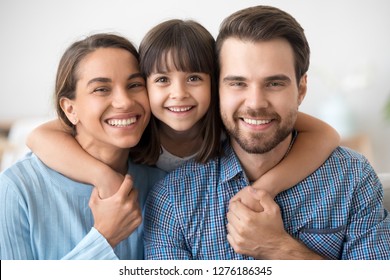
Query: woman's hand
[{"left": 89, "top": 175, "right": 142, "bottom": 248}]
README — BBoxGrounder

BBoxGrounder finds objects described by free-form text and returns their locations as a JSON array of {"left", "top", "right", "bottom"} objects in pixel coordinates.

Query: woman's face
[{"left": 62, "top": 47, "right": 150, "bottom": 152}]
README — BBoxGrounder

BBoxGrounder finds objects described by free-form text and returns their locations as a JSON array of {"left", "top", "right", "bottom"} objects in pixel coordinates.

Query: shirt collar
[{"left": 220, "top": 139, "right": 248, "bottom": 184}]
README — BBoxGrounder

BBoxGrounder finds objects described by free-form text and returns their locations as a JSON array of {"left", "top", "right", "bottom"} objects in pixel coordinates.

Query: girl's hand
[{"left": 229, "top": 186, "right": 264, "bottom": 212}]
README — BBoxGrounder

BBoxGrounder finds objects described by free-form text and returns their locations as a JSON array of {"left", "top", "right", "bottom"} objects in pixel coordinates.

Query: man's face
[{"left": 219, "top": 37, "right": 306, "bottom": 154}]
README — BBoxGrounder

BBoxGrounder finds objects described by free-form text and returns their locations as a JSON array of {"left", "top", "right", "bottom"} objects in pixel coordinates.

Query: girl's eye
[
  {"left": 155, "top": 77, "right": 168, "bottom": 83},
  {"left": 188, "top": 75, "right": 201, "bottom": 82}
]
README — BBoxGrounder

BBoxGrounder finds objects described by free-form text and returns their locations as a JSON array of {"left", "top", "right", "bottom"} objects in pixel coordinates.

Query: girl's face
[
  {"left": 146, "top": 55, "right": 211, "bottom": 133},
  {"left": 61, "top": 48, "right": 150, "bottom": 153}
]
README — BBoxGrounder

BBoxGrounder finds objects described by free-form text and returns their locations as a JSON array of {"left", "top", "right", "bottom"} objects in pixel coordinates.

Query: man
[{"left": 144, "top": 5, "right": 390, "bottom": 259}]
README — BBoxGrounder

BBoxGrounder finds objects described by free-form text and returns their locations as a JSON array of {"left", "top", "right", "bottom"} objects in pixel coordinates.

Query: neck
[
  {"left": 232, "top": 133, "right": 293, "bottom": 182},
  {"left": 75, "top": 134, "right": 129, "bottom": 176},
  {"left": 159, "top": 123, "right": 203, "bottom": 157}
]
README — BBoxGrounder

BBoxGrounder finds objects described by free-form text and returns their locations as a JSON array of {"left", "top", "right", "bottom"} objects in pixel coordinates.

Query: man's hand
[
  {"left": 230, "top": 185, "right": 264, "bottom": 212},
  {"left": 89, "top": 175, "right": 142, "bottom": 248},
  {"left": 227, "top": 187, "right": 287, "bottom": 259},
  {"left": 227, "top": 186, "right": 324, "bottom": 259}
]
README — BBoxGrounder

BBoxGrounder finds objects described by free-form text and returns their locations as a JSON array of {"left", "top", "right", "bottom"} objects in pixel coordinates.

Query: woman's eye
[
  {"left": 128, "top": 82, "right": 145, "bottom": 89},
  {"left": 93, "top": 87, "right": 109, "bottom": 94}
]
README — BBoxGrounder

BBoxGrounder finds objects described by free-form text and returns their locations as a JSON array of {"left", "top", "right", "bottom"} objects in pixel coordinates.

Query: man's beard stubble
[{"left": 221, "top": 108, "right": 296, "bottom": 154}]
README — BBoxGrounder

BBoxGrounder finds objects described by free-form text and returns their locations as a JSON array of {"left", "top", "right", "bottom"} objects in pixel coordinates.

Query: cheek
[
  {"left": 148, "top": 97, "right": 162, "bottom": 116},
  {"left": 136, "top": 92, "right": 151, "bottom": 114},
  {"left": 147, "top": 88, "right": 164, "bottom": 113},
  {"left": 74, "top": 98, "right": 103, "bottom": 121},
  {"left": 219, "top": 91, "right": 238, "bottom": 115},
  {"left": 276, "top": 100, "right": 299, "bottom": 122},
  {"left": 200, "top": 90, "right": 211, "bottom": 110}
]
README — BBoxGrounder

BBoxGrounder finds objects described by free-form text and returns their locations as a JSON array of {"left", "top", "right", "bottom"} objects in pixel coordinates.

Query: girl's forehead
[{"left": 151, "top": 49, "right": 197, "bottom": 74}]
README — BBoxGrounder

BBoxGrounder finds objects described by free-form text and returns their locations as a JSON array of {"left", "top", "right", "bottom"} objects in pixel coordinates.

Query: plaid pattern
[{"left": 144, "top": 140, "right": 390, "bottom": 260}]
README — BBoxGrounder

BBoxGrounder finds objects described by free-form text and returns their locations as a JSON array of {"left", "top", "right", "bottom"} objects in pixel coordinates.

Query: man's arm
[{"left": 341, "top": 163, "right": 390, "bottom": 259}]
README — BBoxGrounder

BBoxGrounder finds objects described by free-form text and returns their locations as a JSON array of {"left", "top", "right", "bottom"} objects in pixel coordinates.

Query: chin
[{"left": 116, "top": 136, "right": 143, "bottom": 149}]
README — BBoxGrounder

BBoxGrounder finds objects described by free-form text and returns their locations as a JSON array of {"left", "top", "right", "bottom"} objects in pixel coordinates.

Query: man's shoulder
[
  {"left": 156, "top": 155, "right": 222, "bottom": 191},
  {"left": 157, "top": 140, "right": 239, "bottom": 188},
  {"left": 307, "top": 146, "right": 376, "bottom": 182},
  {"left": 168, "top": 157, "right": 220, "bottom": 178},
  {"left": 329, "top": 146, "right": 371, "bottom": 165}
]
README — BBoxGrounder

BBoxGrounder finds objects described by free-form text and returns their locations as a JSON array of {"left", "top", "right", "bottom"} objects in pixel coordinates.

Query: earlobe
[
  {"left": 60, "top": 97, "right": 78, "bottom": 125},
  {"left": 297, "top": 74, "right": 307, "bottom": 105}
]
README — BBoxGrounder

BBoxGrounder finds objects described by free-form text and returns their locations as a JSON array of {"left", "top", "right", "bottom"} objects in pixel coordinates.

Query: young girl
[
  {"left": 26, "top": 20, "right": 339, "bottom": 200},
  {"left": 1, "top": 33, "right": 165, "bottom": 259}
]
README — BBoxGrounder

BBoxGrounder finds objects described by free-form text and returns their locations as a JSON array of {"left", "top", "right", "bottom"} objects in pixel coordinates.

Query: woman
[{"left": 0, "top": 33, "right": 165, "bottom": 259}]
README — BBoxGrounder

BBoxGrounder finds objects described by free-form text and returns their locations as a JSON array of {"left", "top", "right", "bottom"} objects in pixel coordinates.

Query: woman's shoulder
[
  {"left": 1, "top": 152, "right": 92, "bottom": 196},
  {"left": 1, "top": 152, "right": 45, "bottom": 180}
]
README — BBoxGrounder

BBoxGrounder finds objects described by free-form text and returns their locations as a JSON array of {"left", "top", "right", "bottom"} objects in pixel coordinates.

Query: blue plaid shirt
[{"left": 144, "top": 140, "right": 390, "bottom": 260}]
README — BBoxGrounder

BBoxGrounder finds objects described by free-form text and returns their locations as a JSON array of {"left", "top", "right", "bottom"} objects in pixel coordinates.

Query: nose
[
  {"left": 169, "top": 81, "right": 189, "bottom": 100},
  {"left": 245, "top": 86, "right": 269, "bottom": 109},
  {"left": 111, "top": 87, "right": 134, "bottom": 109}
]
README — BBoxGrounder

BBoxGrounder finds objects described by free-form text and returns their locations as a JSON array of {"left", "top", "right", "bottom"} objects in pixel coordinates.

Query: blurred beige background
[{"left": 0, "top": 0, "right": 389, "bottom": 173}]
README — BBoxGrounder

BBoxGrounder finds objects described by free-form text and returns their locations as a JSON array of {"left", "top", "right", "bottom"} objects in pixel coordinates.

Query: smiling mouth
[
  {"left": 106, "top": 117, "right": 137, "bottom": 127},
  {"left": 167, "top": 106, "right": 193, "bottom": 112},
  {"left": 242, "top": 118, "right": 272, "bottom": 125}
]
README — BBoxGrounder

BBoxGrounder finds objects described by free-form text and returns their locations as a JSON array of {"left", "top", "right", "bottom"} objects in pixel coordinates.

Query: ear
[
  {"left": 297, "top": 74, "right": 307, "bottom": 106},
  {"left": 60, "top": 97, "right": 78, "bottom": 125}
]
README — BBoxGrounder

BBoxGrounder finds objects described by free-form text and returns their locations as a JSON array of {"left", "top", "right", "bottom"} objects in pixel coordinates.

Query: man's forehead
[{"left": 219, "top": 38, "right": 296, "bottom": 80}]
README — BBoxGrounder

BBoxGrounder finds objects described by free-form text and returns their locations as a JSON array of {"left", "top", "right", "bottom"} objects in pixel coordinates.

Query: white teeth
[
  {"left": 168, "top": 106, "right": 192, "bottom": 112},
  {"left": 243, "top": 118, "right": 271, "bottom": 125},
  {"left": 107, "top": 118, "right": 137, "bottom": 127}
]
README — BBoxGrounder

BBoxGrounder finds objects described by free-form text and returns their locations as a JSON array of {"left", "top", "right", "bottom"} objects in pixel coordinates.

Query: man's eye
[
  {"left": 230, "top": 82, "right": 246, "bottom": 87},
  {"left": 268, "top": 81, "right": 283, "bottom": 87}
]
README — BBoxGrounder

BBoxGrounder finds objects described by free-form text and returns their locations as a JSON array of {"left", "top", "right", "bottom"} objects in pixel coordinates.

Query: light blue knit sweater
[{"left": 0, "top": 152, "right": 166, "bottom": 259}]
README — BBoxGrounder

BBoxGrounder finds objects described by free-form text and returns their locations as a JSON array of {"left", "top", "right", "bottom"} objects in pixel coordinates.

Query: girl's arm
[
  {"left": 26, "top": 119, "right": 122, "bottom": 198},
  {"left": 252, "top": 111, "right": 340, "bottom": 198}
]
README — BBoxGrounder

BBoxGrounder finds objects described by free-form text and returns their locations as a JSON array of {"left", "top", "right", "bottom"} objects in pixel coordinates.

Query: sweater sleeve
[
  {"left": 0, "top": 180, "right": 34, "bottom": 259},
  {"left": 61, "top": 227, "right": 118, "bottom": 260}
]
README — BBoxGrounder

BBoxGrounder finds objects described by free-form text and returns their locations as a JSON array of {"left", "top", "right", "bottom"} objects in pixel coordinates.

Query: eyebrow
[
  {"left": 264, "top": 75, "right": 291, "bottom": 83},
  {"left": 222, "top": 74, "right": 291, "bottom": 83},
  {"left": 86, "top": 72, "right": 143, "bottom": 86},
  {"left": 222, "top": 75, "right": 246, "bottom": 83}
]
